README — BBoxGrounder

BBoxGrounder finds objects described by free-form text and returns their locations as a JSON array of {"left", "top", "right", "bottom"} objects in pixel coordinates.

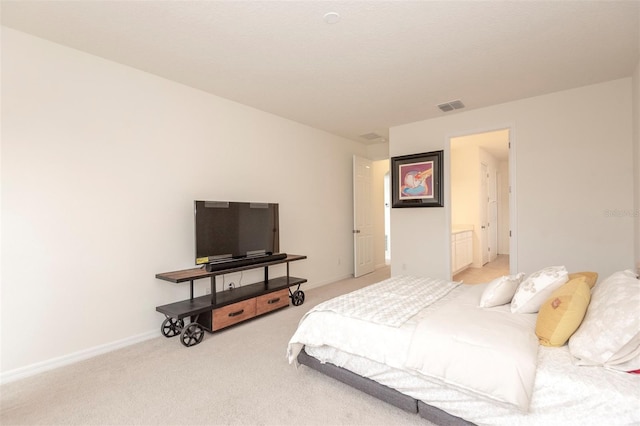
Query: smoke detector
[
  {"left": 323, "top": 12, "right": 341, "bottom": 24},
  {"left": 437, "top": 100, "right": 465, "bottom": 112}
]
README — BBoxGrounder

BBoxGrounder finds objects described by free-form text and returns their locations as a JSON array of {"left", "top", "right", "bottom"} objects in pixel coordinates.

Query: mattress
[
  {"left": 290, "top": 281, "right": 640, "bottom": 425},
  {"left": 304, "top": 344, "right": 640, "bottom": 425}
]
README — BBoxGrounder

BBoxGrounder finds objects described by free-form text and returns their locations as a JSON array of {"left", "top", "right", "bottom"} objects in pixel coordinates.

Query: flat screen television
[{"left": 194, "top": 201, "right": 279, "bottom": 266}]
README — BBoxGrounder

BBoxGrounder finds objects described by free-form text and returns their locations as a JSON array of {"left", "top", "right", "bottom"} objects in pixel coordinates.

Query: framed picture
[{"left": 391, "top": 150, "right": 443, "bottom": 208}]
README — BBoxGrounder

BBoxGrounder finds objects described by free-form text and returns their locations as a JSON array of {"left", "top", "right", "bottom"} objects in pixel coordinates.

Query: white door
[
  {"left": 480, "top": 163, "right": 489, "bottom": 265},
  {"left": 353, "top": 156, "right": 374, "bottom": 277},
  {"left": 487, "top": 166, "right": 498, "bottom": 262}
]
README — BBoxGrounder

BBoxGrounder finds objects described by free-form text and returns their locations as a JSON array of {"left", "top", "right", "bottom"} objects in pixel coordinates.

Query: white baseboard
[
  {"left": 1, "top": 329, "right": 159, "bottom": 385},
  {"left": 1, "top": 267, "right": 390, "bottom": 385},
  {"left": 305, "top": 273, "right": 353, "bottom": 289}
]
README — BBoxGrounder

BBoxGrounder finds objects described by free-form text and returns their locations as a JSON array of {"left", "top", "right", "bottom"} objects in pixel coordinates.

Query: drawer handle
[
  {"left": 267, "top": 297, "right": 281, "bottom": 304},
  {"left": 228, "top": 309, "right": 244, "bottom": 317}
]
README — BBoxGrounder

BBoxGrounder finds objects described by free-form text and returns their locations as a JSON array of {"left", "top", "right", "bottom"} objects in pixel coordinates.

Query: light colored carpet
[
  {"left": 453, "top": 255, "right": 509, "bottom": 284},
  {"left": 0, "top": 267, "right": 434, "bottom": 425}
]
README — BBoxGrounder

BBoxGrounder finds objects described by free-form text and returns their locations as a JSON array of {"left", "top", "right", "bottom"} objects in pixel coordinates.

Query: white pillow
[
  {"left": 510, "top": 266, "right": 568, "bottom": 314},
  {"left": 479, "top": 273, "right": 525, "bottom": 308},
  {"left": 568, "top": 270, "right": 640, "bottom": 371}
]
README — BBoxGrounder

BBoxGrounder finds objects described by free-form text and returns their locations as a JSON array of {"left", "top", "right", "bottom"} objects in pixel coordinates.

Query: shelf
[
  {"left": 156, "top": 295, "right": 214, "bottom": 320},
  {"left": 155, "top": 276, "right": 307, "bottom": 318},
  {"left": 216, "top": 276, "right": 306, "bottom": 307},
  {"left": 156, "top": 254, "right": 306, "bottom": 283}
]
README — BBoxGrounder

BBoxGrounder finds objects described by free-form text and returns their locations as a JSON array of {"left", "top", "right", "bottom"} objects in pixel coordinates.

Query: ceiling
[{"left": 2, "top": 1, "right": 639, "bottom": 145}]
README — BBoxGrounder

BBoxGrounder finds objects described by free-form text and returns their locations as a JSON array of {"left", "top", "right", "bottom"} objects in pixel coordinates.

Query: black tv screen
[{"left": 194, "top": 201, "right": 279, "bottom": 265}]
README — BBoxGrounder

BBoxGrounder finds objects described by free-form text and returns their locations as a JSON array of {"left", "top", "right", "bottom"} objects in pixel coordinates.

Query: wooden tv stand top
[{"left": 156, "top": 254, "right": 306, "bottom": 283}]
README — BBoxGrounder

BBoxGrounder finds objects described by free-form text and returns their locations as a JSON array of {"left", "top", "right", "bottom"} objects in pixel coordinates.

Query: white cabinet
[
  {"left": 452, "top": 230, "right": 473, "bottom": 274},
  {"left": 451, "top": 235, "right": 456, "bottom": 272},
  {"left": 459, "top": 232, "right": 473, "bottom": 269}
]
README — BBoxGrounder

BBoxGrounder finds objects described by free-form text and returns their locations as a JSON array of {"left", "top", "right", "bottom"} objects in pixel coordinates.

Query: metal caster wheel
[
  {"left": 292, "top": 290, "right": 305, "bottom": 306},
  {"left": 161, "top": 317, "right": 184, "bottom": 338},
  {"left": 180, "top": 323, "right": 205, "bottom": 347}
]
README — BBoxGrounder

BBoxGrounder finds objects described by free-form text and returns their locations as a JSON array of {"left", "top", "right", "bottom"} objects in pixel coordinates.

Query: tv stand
[{"left": 155, "top": 254, "right": 306, "bottom": 347}]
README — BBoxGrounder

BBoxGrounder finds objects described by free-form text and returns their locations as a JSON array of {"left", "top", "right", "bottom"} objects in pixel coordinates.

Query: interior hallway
[{"left": 453, "top": 255, "right": 509, "bottom": 284}]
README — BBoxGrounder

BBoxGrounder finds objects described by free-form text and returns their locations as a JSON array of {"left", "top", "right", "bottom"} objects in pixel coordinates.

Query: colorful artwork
[
  {"left": 399, "top": 161, "right": 434, "bottom": 199},
  {"left": 391, "top": 150, "right": 443, "bottom": 208}
]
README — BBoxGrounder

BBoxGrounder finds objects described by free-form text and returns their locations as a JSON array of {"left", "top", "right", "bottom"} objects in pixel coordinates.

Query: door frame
[
  {"left": 447, "top": 125, "right": 517, "bottom": 276},
  {"left": 353, "top": 155, "right": 375, "bottom": 277},
  {"left": 480, "top": 162, "right": 489, "bottom": 265}
]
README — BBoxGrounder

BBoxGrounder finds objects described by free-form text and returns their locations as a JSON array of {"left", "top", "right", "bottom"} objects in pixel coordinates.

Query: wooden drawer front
[
  {"left": 212, "top": 299, "right": 256, "bottom": 331},
  {"left": 256, "top": 289, "right": 289, "bottom": 315}
]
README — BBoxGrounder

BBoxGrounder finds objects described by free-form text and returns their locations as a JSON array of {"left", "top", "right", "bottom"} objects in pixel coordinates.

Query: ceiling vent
[
  {"left": 360, "top": 132, "right": 384, "bottom": 141},
  {"left": 437, "top": 100, "right": 465, "bottom": 112}
]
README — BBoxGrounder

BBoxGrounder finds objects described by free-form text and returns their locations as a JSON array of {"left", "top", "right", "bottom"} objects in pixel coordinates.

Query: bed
[{"left": 287, "top": 269, "right": 640, "bottom": 425}]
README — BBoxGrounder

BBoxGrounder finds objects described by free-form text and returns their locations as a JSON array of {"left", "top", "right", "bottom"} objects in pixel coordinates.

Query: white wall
[
  {"left": 1, "top": 28, "right": 368, "bottom": 377},
  {"left": 367, "top": 142, "right": 389, "bottom": 161},
  {"left": 450, "top": 143, "right": 478, "bottom": 229},
  {"left": 391, "top": 79, "right": 635, "bottom": 280}
]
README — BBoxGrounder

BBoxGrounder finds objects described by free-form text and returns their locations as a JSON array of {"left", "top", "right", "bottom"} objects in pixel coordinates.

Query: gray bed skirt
[{"left": 297, "top": 349, "right": 475, "bottom": 426}]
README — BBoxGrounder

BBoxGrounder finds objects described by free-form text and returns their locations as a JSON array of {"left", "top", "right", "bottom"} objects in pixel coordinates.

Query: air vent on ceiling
[
  {"left": 360, "top": 132, "right": 384, "bottom": 140},
  {"left": 437, "top": 100, "right": 465, "bottom": 112}
]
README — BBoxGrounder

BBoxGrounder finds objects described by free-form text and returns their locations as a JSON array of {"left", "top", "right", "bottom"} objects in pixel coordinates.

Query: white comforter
[
  {"left": 405, "top": 284, "right": 538, "bottom": 411},
  {"left": 287, "top": 277, "right": 539, "bottom": 412},
  {"left": 287, "top": 275, "right": 460, "bottom": 368}
]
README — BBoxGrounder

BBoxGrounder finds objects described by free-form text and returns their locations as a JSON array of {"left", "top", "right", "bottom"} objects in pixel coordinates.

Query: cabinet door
[
  {"left": 256, "top": 289, "right": 289, "bottom": 315},
  {"left": 462, "top": 234, "right": 473, "bottom": 267},
  {"left": 212, "top": 299, "right": 256, "bottom": 331},
  {"left": 451, "top": 235, "right": 457, "bottom": 273}
]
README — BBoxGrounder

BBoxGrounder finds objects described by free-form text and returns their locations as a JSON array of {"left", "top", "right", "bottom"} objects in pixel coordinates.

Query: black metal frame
[
  {"left": 297, "top": 349, "right": 475, "bottom": 426},
  {"left": 155, "top": 255, "right": 307, "bottom": 347},
  {"left": 391, "top": 150, "right": 444, "bottom": 208}
]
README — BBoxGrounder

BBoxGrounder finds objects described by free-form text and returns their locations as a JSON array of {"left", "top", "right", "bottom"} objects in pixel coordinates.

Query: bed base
[{"left": 297, "top": 349, "right": 475, "bottom": 426}]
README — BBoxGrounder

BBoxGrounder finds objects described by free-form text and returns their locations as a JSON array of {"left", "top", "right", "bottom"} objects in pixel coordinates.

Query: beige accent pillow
[
  {"left": 568, "top": 271, "right": 598, "bottom": 288},
  {"left": 535, "top": 276, "right": 591, "bottom": 347},
  {"left": 569, "top": 270, "right": 640, "bottom": 371},
  {"left": 479, "top": 273, "right": 526, "bottom": 308}
]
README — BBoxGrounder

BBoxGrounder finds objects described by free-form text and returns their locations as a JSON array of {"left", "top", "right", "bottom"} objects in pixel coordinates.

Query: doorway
[
  {"left": 352, "top": 157, "right": 391, "bottom": 277},
  {"left": 450, "top": 128, "right": 511, "bottom": 282},
  {"left": 353, "top": 156, "right": 375, "bottom": 278},
  {"left": 384, "top": 172, "right": 391, "bottom": 265}
]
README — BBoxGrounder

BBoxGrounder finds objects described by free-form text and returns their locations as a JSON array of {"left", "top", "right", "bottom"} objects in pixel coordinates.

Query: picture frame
[{"left": 391, "top": 150, "right": 443, "bottom": 208}]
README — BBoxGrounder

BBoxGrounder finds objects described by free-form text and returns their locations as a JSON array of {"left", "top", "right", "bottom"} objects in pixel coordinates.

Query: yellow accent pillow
[
  {"left": 568, "top": 271, "right": 598, "bottom": 288},
  {"left": 535, "top": 276, "right": 591, "bottom": 347}
]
